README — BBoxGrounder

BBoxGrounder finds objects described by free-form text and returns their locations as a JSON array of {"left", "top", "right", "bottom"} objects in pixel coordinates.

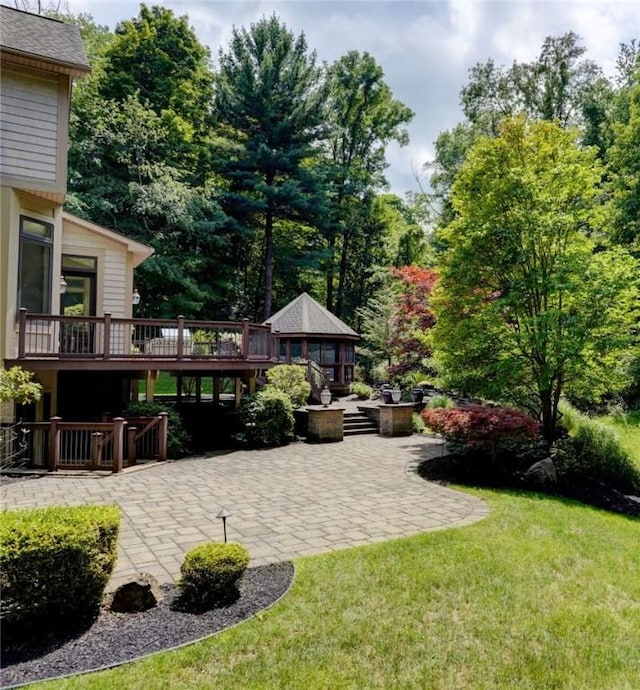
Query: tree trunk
[
  {"left": 263, "top": 207, "right": 274, "bottom": 321},
  {"left": 335, "top": 229, "right": 350, "bottom": 318},
  {"left": 325, "top": 235, "right": 335, "bottom": 312},
  {"left": 539, "top": 388, "right": 556, "bottom": 445}
]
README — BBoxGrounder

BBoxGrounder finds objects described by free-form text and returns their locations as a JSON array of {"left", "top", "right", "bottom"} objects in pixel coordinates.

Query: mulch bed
[{"left": 0, "top": 561, "right": 294, "bottom": 689}]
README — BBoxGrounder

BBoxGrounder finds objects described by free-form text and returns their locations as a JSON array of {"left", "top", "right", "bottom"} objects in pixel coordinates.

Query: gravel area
[{"left": 1, "top": 561, "right": 294, "bottom": 689}]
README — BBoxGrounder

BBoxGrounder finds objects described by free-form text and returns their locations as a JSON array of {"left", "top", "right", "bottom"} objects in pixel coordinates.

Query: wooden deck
[{"left": 10, "top": 309, "right": 279, "bottom": 371}]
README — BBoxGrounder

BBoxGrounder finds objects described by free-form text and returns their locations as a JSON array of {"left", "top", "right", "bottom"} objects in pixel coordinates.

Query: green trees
[
  {"left": 323, "top": 51, "right": 413, "bottom": 317},
  {"left": 66, "top": 6, "right": 231, "bottom": 318},
  {"left": 214, "top": 15, "right": 327, "bottom": 321},
  {"left": 433, "top": 117, "right": 639, "bottom": 442}
]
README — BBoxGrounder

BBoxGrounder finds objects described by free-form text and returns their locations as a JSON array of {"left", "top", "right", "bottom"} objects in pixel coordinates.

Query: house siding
[
  {"left": 62, "top": 222, "right": 131, "bottom": 318},
  {"left": 0, "top": 68, "right": 60, "bottom": 183}
]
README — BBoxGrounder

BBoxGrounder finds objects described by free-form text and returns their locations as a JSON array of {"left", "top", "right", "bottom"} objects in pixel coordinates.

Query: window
[
  {"left": 345, "top": 344, "right": 355, "bottom": 364},
  {"left": 289, "top": 340, "right": 302, "bottom": 359},
  {"left": 308, "top": 341, "right": 339, "bottom": 364},
  {"left": 19, "top": 216, "right": 53, "bottom": 313}
]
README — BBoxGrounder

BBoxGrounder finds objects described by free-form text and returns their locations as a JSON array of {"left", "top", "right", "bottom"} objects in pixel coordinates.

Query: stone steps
[{"left": 343, "top": 411, "right": 378, "bottom": 436}]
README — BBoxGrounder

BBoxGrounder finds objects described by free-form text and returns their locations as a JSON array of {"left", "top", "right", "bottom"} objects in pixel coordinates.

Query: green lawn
[
  {"left": 599, "top": 409, "right": 640, "bottom": 470},
  {"left": 33, "top": 489, "right": 639, "bottom": 690}
]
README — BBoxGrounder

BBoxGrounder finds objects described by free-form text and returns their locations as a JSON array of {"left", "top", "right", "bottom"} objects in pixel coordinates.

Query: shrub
[
  {"left": 0, "top": 505, "right": 120, "bottom": 639},
  {"left": 124, "top": 401, "right": 189, "bottom": 458},
  {"left": 412, "top": 412, "right": 426, "bottom": 434},
  {"left": 555, "top": 405, "right": 640, "bottom": 492},
  {"left": 427, "top": 394, "right": 455, "bottom": 409},
  {"left": 179, "top": 542, "right": 250, "bottom": 610},
  {"left": 236, "top": 387, "right": 294, "bottom": 447},
  {"left": 266, "top": 364, "right": 311, "bottom": 407},
  {"left": 349, "top": 382, "right": 373, "bottom": 400},
  {"left": 422, "top": 404, "right": 542, "bottom": 467}
]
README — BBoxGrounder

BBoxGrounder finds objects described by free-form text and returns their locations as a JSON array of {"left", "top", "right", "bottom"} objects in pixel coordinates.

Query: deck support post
[
  {"left": 48, "top": 416, "right": 62, "bottom": 472},
  {"left": 112, "top": 417, "right": 125, "bottom": 473},
  {"left": 158, "top": 412, "right": 168, "bottom": 462}
]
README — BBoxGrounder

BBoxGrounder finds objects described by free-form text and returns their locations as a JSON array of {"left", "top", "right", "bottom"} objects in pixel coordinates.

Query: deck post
[
  {"left": 158, "top": 412, "right": 168, "bottom": 462},
  {"left": 242, "top": 318, "right": 250, "bottom": 358},
  {"left": 272, "top": 328, "right": 280, "bottom": 361},
  {"left": 112, "top": 417, "right": 125, "bottom": 473},
  {"left": 91, "top": 432, "right": 103, "bottom": 469},
  {"left": 127, "top": 426, "right": 137, "bottom": 466},
  {"left": 18, "top": 308, "right": 27, "bottom": 358},
  {"left": 48, "top": 416, "right": 61, "bottom": 472},
  {"left": 177, "top": 315, "right": 185, "bottom": 360},
  {"left": 103, "top": 312, "right": 111, "bottom": 359}
]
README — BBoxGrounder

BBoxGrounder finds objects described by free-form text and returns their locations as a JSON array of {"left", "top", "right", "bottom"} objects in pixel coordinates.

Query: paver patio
[{"left": 1, "top": 434, "right": 488, "bottom": 588}]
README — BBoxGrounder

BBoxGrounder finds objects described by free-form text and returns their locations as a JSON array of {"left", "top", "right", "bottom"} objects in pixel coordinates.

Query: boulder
[
  {"left": 524, "top": 457, "right": 558, "bottom": 490},
  {"left": 109, "top": 573, "right": 163, "bottom": 613}
]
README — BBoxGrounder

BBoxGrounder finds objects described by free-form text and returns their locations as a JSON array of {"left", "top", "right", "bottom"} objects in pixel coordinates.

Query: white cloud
[{"left": 63, "top": 0, "right": 638, "bottom": 194}]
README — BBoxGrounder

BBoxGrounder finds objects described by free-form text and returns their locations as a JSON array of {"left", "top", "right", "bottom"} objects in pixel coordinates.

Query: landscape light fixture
[
  {"left": 391, "top": 388, "right": 402, "bottom": 404},
  {"left": 216, "top": 507, "right": 231, "bottom": 543},
  {"left": 320, "top": 386, "right": 332, "bottom": 407},
  {"left": 60, "top": 277, "right": 67, "bottom": 294},
  {"left": 132, "top": 288, "right": 141, "bottom": 306}
]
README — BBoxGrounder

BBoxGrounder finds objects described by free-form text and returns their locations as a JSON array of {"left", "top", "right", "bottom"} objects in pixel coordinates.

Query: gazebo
[{"left": 264, "top": 293, "right": 359, "bottom": 396}]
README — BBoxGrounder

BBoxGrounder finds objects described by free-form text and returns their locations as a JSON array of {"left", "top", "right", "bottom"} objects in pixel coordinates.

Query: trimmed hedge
[
  {"left": 179, "top": 542, "right": 250, "bottom": 610},
  {"left": 0, "top": 505, "right": 120, "bottom": 636}
]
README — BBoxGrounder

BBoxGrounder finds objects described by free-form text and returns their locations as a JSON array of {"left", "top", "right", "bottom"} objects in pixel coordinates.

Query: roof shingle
[
  {"left": 0, "top": 5, "right": 89, "bottom": 72},
  {"left": 264, "top": 293, "right": 359, "bottom": 337}
]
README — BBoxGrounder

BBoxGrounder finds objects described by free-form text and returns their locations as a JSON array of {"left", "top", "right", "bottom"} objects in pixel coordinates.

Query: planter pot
[
  {"left": 381, "top": 390, "right": 394, "bottom": 404},
  {"left": 412, "top": 388, "right": 424, "bottom": 403}
]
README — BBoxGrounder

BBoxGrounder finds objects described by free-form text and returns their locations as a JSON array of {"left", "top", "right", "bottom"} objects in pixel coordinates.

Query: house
[
  {"left": 0, "top": 7, "right": 279, "bottom": 466},
  {"left": 264, "top": 292, "right": 359, "bottom": 396},
  {"left": 1, "top": 6, "right": 91, "bottom": 420}
]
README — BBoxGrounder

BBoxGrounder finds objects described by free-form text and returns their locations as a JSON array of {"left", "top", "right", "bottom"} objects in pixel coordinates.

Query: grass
[
  {"left": 140, "top": 373, "right": 236, "bottom": 398},
  {"left": 32, "top": 489, "right": 640, "bottom": 690},
  {"left": 599, "top": 409, "right": 640, "bottom": 470}
]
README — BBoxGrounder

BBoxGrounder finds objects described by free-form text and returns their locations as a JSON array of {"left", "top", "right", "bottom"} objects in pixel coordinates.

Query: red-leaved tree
[
  {"left": 388, "top": 266, "right": 438, "bottom": 378},
  {"left": 422, "top": 405, "right": 542, "bottom": 461}
]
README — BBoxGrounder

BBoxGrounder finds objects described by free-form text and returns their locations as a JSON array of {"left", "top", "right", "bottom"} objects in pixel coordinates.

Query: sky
[{"left": 62, "top": 0, "right": 639, "bottom": 195}]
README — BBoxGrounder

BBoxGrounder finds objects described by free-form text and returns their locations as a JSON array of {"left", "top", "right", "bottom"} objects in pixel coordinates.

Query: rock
[
  {"left": 109, "top": 573, "right": 163, "bottom": 613},
  {"left": 524, "top": 457, "right": 558, "bottom": 490}
]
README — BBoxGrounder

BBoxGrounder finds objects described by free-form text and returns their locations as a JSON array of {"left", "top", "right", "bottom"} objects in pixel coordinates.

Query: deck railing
[
  {"left": 16, "top": 310, "right": 279, "bottom": 362},
  {"left": 18, "top": 413, "right": 168, "bottom": 472}
]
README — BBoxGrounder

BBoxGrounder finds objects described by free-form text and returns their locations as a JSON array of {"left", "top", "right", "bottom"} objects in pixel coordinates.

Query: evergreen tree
[{"left": 214, "top": 15, "right": 328, "bottom": 320}]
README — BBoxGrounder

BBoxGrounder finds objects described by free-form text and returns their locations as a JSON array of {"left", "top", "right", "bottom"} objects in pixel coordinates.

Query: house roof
[
  {"left": 264, "top": 293, "right": 359, "bottom": 338},
  {"left": 62, "top": 212, "right": 154, "bottom": 267},
  {"left": 0, "top": 6, "right": 90, "bottom": 75}
]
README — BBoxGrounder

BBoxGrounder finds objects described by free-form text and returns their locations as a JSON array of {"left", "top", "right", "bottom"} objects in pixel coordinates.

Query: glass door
[{"left": 61, "top": 256, "right": 97, "bottom": 353}]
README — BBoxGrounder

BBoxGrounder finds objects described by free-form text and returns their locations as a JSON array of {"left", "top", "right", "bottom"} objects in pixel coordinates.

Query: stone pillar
[
  {"left": 306, "top": 407, "right": 344, "bottom": 443},
  {"left": 378, "top": 403, "right": 413, "bottom": 437}
]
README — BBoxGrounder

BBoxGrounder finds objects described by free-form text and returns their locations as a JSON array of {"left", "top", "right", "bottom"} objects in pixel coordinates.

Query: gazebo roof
[{"left": 264, "top": 293, "right": 359, "bottom": 338}]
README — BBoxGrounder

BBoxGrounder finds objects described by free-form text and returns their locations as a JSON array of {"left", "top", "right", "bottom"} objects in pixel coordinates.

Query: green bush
[
  {"left": 349, "top": 381, "right": 373, "bottom": 400},
  {"left": 0, "top": 505, "right": 120, "bottom": 637},
  {"left": 427, "top": 394, "right": 455, "bottom": 409},
  {"left": 412, "top": 412, "right": 426, "bottom": 434},
  {"left": 555, "top": 405, "right": 640, "bottom": 492},
  {"left": 124, "top": 401, "right": 189, "bottom": 458},
  {"left": 179, "top": 542, "right": 250, "bottom": 610},
  {"left": 266, "top": 364, "right": 311, "bottom": 408},
  {"left": 237, "top": 387, "right": 294, "bottom": 447}
]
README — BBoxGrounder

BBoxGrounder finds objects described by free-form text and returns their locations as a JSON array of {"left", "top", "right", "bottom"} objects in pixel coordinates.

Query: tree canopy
[{"left": 433, "top": 117, "right": 639, "bottom": 442}]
